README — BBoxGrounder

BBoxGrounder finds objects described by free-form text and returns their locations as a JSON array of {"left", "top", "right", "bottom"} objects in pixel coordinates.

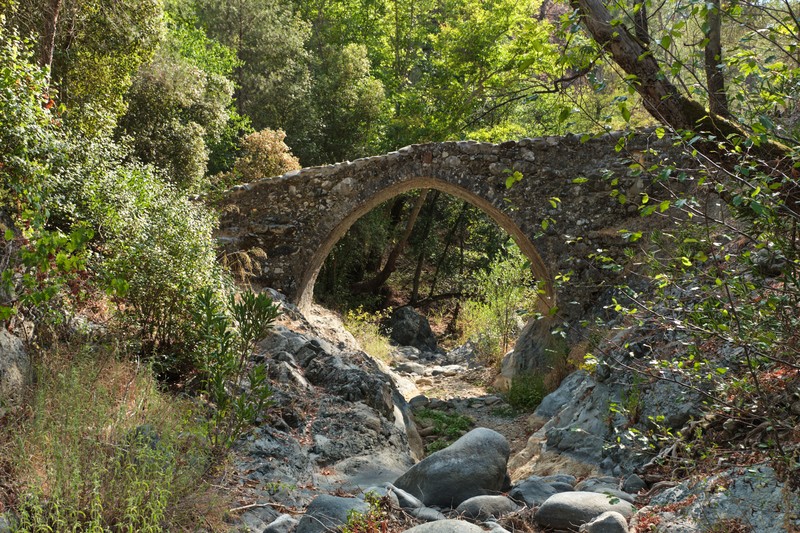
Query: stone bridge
[{"left": 218, "top": 131, "right": 690, "bottom": 355}]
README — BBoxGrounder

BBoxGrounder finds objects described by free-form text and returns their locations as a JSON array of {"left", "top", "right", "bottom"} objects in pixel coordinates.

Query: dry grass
[{"left": 0, "top": 341, "right": 231, "bottom": 531}]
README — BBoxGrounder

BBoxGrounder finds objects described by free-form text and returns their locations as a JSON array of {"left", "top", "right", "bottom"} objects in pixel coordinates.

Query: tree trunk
[
  {"left": 40, "top": 0, "right": 63, "bottom": 71},
  {"left": 427, "top": 201, "right": 468, "bottom": 300},
  {"left": 704, "top": 0, "right": 729, "bottom": 118},
  {"left": 572, "top": 0, "right": 787, "bottom": 160},
  {"left": 410, "top": 191, "right": 440, "bottom": 305},
  {"left": 350, "top": 189, "right": 429, "bottom": 294}
]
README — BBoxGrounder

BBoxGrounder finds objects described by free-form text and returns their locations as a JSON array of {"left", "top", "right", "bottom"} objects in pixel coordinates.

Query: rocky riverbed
[{"left": 227, "top": 290, "right": 800, "bottom": 532}]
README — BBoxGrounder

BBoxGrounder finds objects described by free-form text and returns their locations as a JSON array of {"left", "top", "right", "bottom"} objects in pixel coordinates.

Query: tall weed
[{"left": 3, "top": 345, "right": 221, "bottom": 531}]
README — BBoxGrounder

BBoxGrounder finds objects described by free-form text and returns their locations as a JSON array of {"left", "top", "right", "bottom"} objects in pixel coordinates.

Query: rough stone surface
[
  {"left": 295, "top": 495, "right": 370, "bottom": 533},
  {"left": 408, "top": 506, "right": 448, "bottom": 522},
  {"left": 218, "top": 134, "right": 691, "bottom": 377},
  {"left": 578, "top": 511, "right": 629, "bottom": 533},
  {"left": 393, "top": 427, "right": 510, "bottom": 508},
  {"left": 534, "top": 491, "right": 635, "bottom": 531},
  {"left": 389, "top": 306, "right": 438, "bottom": 352},
  {"left": 0, "top": 329, "right": 29, "bottom": 404},
  {"left": 401, "top": 519, "right": 487, "bottom": 533},
  {"left": 455, "top": 495, "right": 518, "bottom": 520},
  {"left": 640, "top": 464, "right": 800, "bottom": 532}
]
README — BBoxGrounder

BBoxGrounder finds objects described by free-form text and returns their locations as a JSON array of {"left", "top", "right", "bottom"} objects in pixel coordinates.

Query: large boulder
[
  {"left": 393, "top": 427, "right": 510, "bottom": 508},
  {"left": 389, "top": 307, "right": 437, "bottom": 352},
  {"left": 0, "top": 329, "right": 29, "bottom": 405},
  {"left": 534, "top": 492, "right": 635, "bottom": 531},
  {"left": 296, "top": 495, "right": 370, "bottom": 533}
]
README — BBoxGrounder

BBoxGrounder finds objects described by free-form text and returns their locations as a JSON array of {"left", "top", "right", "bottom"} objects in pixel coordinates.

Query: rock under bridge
[{"left": 218, "top": 130, "right": 691, "bottom": 370}]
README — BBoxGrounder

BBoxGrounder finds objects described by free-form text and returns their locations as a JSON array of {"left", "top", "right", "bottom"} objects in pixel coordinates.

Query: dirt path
[{"left": 407, "top": 365, "right": 536, "bottom": 462}]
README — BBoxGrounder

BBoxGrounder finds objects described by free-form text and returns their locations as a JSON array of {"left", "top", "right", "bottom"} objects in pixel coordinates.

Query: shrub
[
  {"left": 459, "top": 243, "right": 538, "bottom": 366},
  {"left": 505, "top": 372, "right": 547, "bottom": 411},
  {"left": 232, "top": 128, "right": 301, "bottom": 183},
  {"left": 193, "top": 288, "right": 280, "bottom": 450},
  {"left": 343, "top": 306, "right": 393, "bottom": 363}
]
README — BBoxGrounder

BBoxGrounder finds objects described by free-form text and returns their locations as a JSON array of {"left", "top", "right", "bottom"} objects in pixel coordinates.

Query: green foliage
[
  {"left": 117, "top": 36, "right": 235, "bottom": 193},
  {"left": 341, "top": 493, "right": 389, "bottom": 533},
  {"left": 414, "top": 407, "right": 474, "bottom": 453},
  {"left": 5, "top": 347, "right": 214, "bottom": 531},
  {"left": 460, "top": 243, "right": 538, "bottom": 365},
  {"left": 505, "top": 372, "right": 547, "bottom": 411},
  {"left": 296, "top": 43, "right": 390, "bottom": 165},
  {"left": 0, "top": 26, "right": 93, "bottom": 327},
  {"left": 193, "top": 288, "right": 280, "bottom": 450},
  {"left": 343, "top": 306, "right": 393, "bottom": 363},
  {"left": 8, "top": 0, "right": 164, "bottom": 137},
  {"left": 195, "top": 0, "right": 312, "bottom": 135}
]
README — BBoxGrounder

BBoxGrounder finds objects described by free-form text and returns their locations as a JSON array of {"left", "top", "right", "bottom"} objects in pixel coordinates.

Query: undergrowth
[
  {"left": 343, "top": 306, "right": 393, "bottom": 363},
  {"left": 0, "top": 343, "right": 228, "bottom": 531}
]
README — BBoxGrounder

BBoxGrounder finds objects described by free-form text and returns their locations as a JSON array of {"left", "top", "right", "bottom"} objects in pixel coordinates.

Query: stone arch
[{"left": 297, "top": 177, "right": 555, "bottom": 310}]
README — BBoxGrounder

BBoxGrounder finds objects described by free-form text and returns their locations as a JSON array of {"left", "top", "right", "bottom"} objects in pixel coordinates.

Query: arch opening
[{"left": 297, "top": 177, "right": 555, "bottom": 314}]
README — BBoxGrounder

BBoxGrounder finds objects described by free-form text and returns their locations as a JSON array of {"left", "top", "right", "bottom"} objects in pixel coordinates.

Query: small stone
[
  {"left": 408, "top": 506, "right": 448, "bottom": 521},
  {"left": 455, "top": 495, "right": 518, "bottom": 520},
  {"left": 401, "top": 519, "right": 486, "bottom": 532},
  {"left": 264, "top": 514, "right": 300, "bottom": 533},
  {"left": 622, "top": 474, "right": 646, "bottom": 494},
  {"left": 296, "top": 495, "right": 370, "bottom": 533},
  {"left": 578, "top": 511, "right": 629, "bottom": 533}
]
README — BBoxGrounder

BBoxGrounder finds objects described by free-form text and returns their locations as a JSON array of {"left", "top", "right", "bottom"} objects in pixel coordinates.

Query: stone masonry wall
[{"left": 218, "top": 130, "right": 692, "bottom": 350}]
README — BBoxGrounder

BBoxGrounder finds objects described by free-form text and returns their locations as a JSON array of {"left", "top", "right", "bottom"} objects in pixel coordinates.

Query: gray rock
[
  {"left": 295, "top": 495, "right": 370, "bottom": 533},
  {"left": 534, "top": 491, "right": 635, "bottom": 531},
  {"left": 545, "top": 427, "right": 606, "bottom": 464},
  {"left": 408, "top": 506, "right": 448, "bottom": 521},
  {"left": 387, "top": 483, "right": 425, "bottom": 509},
  {"left": 401, "top": 519, "right": 487, "bottom": 532},
  {"left": 621, "top": 474, "right": 646, "bottom": 494},
  {"left": 393, "top": 428, "right": 510, "bottom": 508},
  {"left": 456, "top": 495, "right": 518, "bottom": 520},
  {"left": 483, "top": 522, "right": 511, "bottom": 533},
  {"left": 549, "top": 482, "right": 576, "bottom": 493},
  {"left": 575, "top": 477, "right": 619, "bottom": 492},
  {"left": 241, "top": 512, "right": 270, "bottom": 533},
  {"left": 264, "top": 514, "right": 299, "bottom": 533},
  {"left": 509, "top": 477, "right": 558, "bottom": 507},
  {"left": 575, "top": 478, "right": 634, "bottom": 504},
  {"left": 0, "top": 329, "right": 28, "bottom": 404},
  {"left": 0, "top": 514, "right": 12, "bottom": 533},
  {"left": 541, "top": 474, "right": 577, "bottom": 486},
  {"left": 578, "top": 511, "right": 629, "bottom": 533},
  {"left": 395, "top": 361, "right": 426, "bottom": 375},
  {"left": 534, "top": 371, "right": 593, "bottom": 418},
  {"left": 389, "top": 307, "right": 438, "bottom": 352}
]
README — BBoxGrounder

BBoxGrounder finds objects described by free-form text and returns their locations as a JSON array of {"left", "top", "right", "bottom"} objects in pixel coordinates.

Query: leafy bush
[
  {"left": 413, "top": 408, "right": 474, "bottom": 453},
  {"left": 459, "top": 243, "right": 538, "bottom": 366},
  {"left": 0, "top": 26, "right": 95, "bottom": 329},
  {"left": 344, "top": 306, "right": 393, "bottom": 363},
  {"left": 193, "top": 288, "right": 280, "bottom": 450},
  {"left": 231, "top": 128, "right": 301, "bottom": 183},
  {"left": 505, "top": 372, "right": 547, "bottom": 411}
]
